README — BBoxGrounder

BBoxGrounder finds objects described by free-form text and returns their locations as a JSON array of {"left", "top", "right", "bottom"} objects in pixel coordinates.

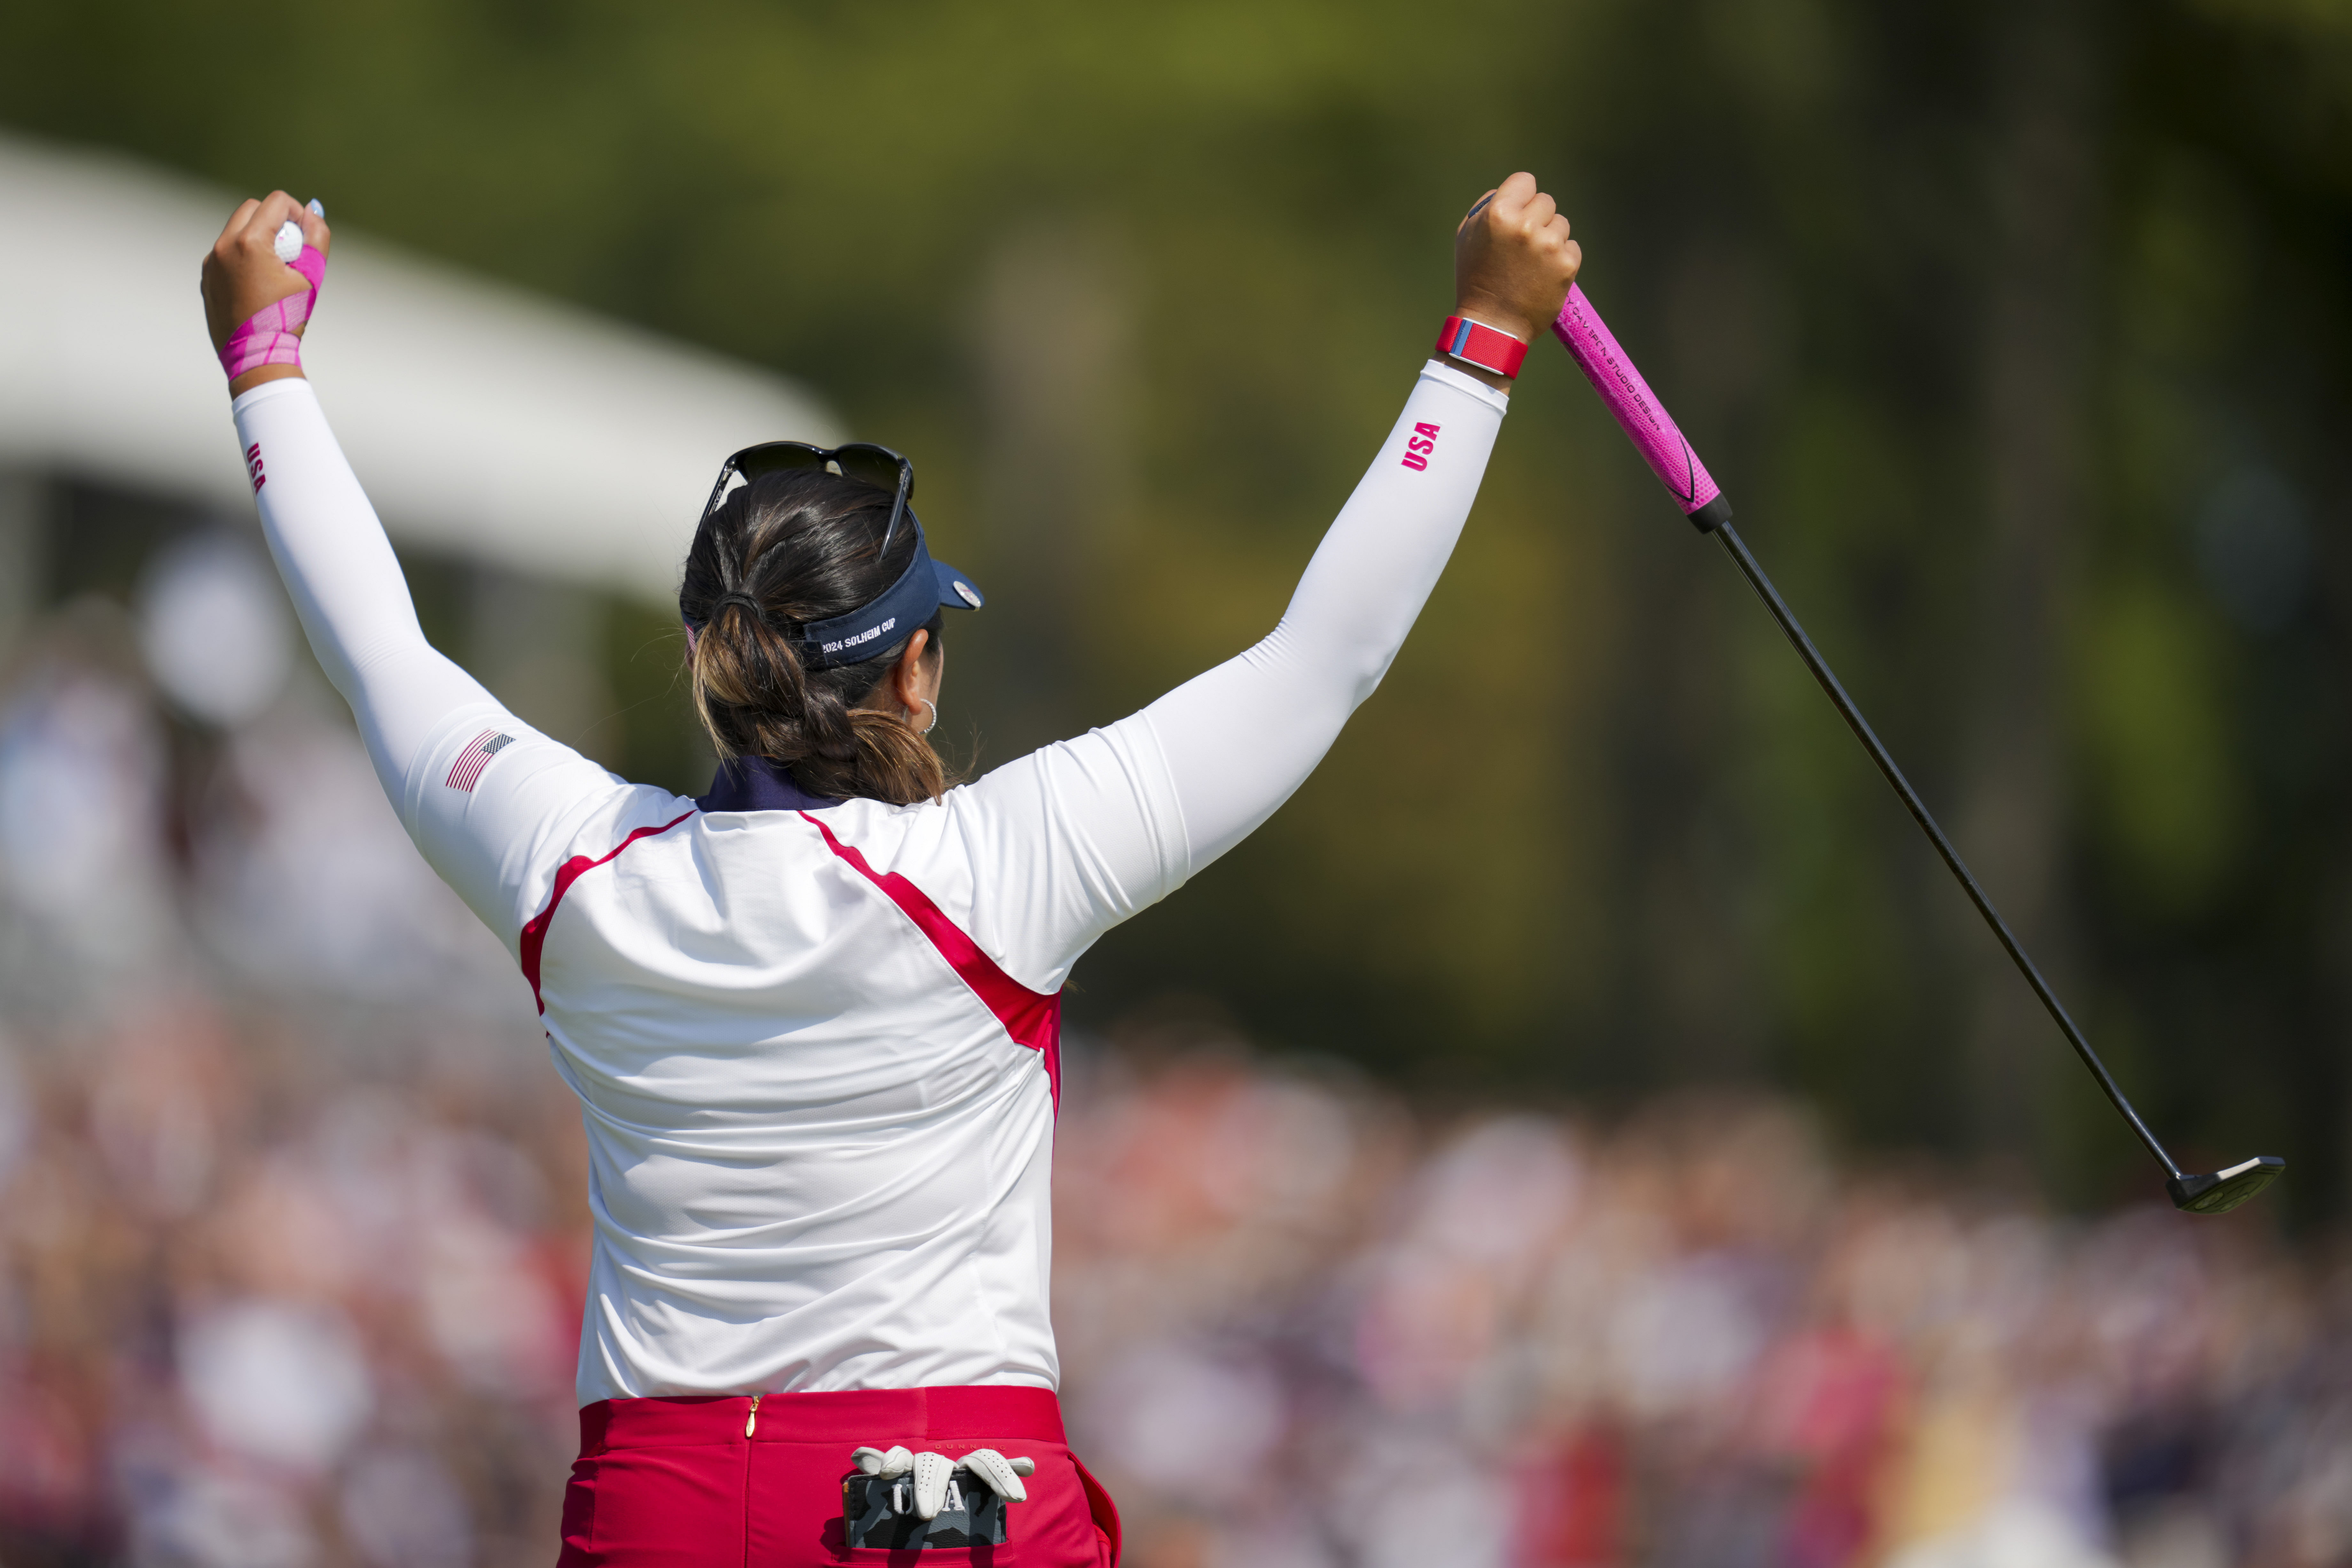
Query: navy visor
[{"left": 790, "top": 518, "right": 983, "bottom": 669}]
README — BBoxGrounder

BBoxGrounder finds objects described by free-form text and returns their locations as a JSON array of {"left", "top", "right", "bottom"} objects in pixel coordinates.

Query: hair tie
[{"left": 712, "top": 590, "right": 767, "bottom": 623}]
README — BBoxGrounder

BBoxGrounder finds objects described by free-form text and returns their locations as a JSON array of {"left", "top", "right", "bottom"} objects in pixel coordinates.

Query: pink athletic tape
[
  {"left": 1550, "top": 283, "right": 1725, "bottom": 521},
  {"left": 219, "top": 244, "right": 326, "bottom": 382}
]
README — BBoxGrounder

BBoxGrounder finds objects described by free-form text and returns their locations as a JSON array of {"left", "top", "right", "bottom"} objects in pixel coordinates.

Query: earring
[{"left": 916, "top": 699, "right": 938, "bottom": 736}]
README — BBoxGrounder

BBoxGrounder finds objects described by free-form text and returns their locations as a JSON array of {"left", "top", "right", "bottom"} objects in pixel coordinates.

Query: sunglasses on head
[{"left": 701, "top": 441, "right": 917, "bottom": 554}]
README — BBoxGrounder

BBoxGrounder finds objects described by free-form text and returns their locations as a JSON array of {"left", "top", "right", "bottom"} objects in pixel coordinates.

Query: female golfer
[{"left": 201, "top": 175, "right": 1579, "bottom": 1566}]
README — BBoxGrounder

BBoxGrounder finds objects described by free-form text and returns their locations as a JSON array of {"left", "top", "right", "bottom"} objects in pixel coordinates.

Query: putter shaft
[{"left": 1712, "top": 523, "right": 2183, "bottom": 1182}]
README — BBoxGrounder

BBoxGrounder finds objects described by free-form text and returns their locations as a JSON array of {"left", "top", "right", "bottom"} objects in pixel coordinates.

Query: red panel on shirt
[
  {"left": 802, "top": 813, "right": 1065, "bottom": 1113},
  {"left": 519, "top": 811, "right": 697, "bottom": 1014}
]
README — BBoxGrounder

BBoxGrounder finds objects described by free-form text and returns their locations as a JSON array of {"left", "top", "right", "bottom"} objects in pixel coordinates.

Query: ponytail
[{"left": 681, "top": 471, "right": 950, "bottom": 806}]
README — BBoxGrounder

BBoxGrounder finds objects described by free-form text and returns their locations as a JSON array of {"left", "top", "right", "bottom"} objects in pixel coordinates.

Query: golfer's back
[{"left": 396, "top": 705, "right": 1190, "bottom": 1407}]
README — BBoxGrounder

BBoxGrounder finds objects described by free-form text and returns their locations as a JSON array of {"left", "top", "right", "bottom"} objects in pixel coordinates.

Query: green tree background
[{"left": 7, "top": 0, "right": 2349, "bottom": 1214}]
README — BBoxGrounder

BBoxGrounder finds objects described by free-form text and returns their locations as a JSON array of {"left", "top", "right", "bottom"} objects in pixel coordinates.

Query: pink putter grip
[{"left": 1551, "top": 283, "right": 1731, "bottom": 529}]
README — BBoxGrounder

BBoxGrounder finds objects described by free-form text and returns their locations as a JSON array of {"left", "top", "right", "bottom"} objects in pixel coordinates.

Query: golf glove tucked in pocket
[{"left": 842, "top": 1443, "right": 1037, "bottom": 1549}]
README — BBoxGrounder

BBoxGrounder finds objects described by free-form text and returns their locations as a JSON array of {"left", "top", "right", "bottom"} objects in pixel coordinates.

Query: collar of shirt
[{"left": 698, "top": 755, "right": 845, "bottom": 814}]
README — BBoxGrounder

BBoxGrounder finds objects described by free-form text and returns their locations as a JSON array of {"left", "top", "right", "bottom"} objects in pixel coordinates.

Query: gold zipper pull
[{"left": 745, "top": 1393, "right": 763, "bottom": 1438}]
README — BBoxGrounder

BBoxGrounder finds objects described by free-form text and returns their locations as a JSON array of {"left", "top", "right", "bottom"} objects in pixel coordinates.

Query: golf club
[{"left": 1545, "top": 282, "right": 2284, "bottom": 1215}]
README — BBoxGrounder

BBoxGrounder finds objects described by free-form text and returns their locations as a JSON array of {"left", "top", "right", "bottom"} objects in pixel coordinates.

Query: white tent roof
[{"left": 0, "top": 132, "right": 840, "bottom": 605}]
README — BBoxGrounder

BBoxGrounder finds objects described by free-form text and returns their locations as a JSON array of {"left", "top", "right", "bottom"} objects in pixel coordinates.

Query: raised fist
[
  {"left": 1453, "top": 172, "right": 1581, "bottom": 346},
  {"left": 201, "top": 191, "right": 332, "bottom": 391}
]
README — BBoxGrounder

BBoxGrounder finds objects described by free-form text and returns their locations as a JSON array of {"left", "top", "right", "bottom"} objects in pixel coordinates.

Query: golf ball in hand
[{"left": 273, "top": 221, "right": 303, "bottom": 264}]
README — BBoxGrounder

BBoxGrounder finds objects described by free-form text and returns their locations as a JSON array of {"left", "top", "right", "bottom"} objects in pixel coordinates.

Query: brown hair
[{"left": 679, "top": 468, "right": 948, "bottom": 805}]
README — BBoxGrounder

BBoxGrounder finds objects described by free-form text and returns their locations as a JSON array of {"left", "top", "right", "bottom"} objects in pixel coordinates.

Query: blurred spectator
[
  {"left": 191, "top": 712, "right": 522, "bottom": 1011},
  {"left": 0, "top": 642, "right": 176, "bottom": 1016},
  {"left": 136, "top": 533, "right": 293, "bottom": 731}
]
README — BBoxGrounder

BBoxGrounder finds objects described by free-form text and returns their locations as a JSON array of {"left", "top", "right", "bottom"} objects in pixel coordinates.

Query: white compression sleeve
[
  {"left": 1141, "top": 360, "right": 1509, "bottom": 867},
  {"left": 231, "top": 378, "right": 497, "bottom": 796},
  {"left": 231, "top": 362, "right": 1505, "bottom": 892}
]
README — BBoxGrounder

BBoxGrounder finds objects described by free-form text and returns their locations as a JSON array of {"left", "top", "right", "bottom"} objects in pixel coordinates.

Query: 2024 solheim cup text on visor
[{"left": 201, "top": 173, "right": 1581, "bottom": 1564}]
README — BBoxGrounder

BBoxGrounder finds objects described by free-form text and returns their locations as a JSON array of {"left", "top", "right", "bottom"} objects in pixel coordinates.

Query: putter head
[{"left": 2166, "top": 1155, "right": 2286, "bottom": 1214}]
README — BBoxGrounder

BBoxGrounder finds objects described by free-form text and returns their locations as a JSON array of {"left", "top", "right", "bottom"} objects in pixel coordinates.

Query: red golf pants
[{"left": 556, "top": 1385, "right": 1121, "bottom": 1567}]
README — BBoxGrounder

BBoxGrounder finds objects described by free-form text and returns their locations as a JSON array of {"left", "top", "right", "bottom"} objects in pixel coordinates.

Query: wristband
[
  {"left": 1435, "top": 314, "right": 1529, "bottom": 379},
  {"left": 219, "top": 244, "right": 326, "bottom": 382}
]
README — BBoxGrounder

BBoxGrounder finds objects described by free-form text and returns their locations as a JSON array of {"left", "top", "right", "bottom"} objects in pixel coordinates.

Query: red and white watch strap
[{"left": 1435, "top": 315, "right": 1529, "bottom": 379}]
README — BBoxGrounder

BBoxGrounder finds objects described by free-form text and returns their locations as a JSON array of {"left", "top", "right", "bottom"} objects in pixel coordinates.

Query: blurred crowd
[
  {"left": 0, "top": 998, "right": 585, "bottom": 1568},
  {"left": 0, "top": 572, "right": 604, "bottom": 1568},
  {"left": 2, "top": 571, "right": 2350, "bottom": 1568},
  {"left": 1055, "top": 1046, "right": 2352, "bottom": 1568}
]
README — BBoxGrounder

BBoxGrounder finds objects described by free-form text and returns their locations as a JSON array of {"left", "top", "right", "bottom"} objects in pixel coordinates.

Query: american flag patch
[{"left": 445, "top": 729, "right": 516, "bottom": 792}]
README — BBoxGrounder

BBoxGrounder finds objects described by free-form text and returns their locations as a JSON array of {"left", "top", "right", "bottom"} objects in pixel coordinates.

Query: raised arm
[
  {"left": 201, "top": 192, "right": 499, "bottom": 792},
  {"left": 1145, "top": 173, "right": 1582, "bottom": 865},
  {"left": 945, "top": 177, "right": 1582, "bottom": 989}
]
